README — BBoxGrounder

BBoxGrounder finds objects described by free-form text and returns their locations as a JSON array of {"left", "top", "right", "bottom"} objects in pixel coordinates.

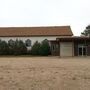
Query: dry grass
[{"left": 0, "top": 57, "right": 90, "bottom": 90}]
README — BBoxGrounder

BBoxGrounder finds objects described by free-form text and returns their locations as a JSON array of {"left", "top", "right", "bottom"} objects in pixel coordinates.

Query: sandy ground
[{"left": 0, "top": 57, "right": 90, "bottom": 90}]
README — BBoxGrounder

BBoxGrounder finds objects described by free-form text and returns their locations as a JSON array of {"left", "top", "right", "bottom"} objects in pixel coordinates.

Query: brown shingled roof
[{"left": 0, "top": 26, "right": 73, "bottom": 37}]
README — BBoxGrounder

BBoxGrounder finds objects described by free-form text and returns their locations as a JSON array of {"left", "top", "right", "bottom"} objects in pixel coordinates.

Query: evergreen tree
[
  {"left": 81, "top": 25, "right": 90, "bottom": 36},
  {"left": 8, "top": 39, "right": 15, "bottom": 55},
  {"left": 31, "top": 41, "right": 41, "bottom": 55},
  {"left": 0, "top": 40, "right": 9, "bottom": 55},
  {"left": 14, "top": 40, "right": 27, "bottom": 55},
  {"left": 39, "top": 39, "right": 51, "bottom": 56}
]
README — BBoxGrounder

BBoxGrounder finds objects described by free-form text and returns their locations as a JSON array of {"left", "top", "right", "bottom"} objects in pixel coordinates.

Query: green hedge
[
  {"left": 39, "top": 40, "right": 51, "bottom": 56},
  {"left": 0, "top": 39, "right": 27, "bottom": 55},
  {"left": 0, "top": 39, "right": 51, "bottom": 56},
  {"left": 31, "top": 40, "right": 51, "bottom": 56}
]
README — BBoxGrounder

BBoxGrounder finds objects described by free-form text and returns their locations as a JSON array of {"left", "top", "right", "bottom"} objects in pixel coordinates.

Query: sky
[{"left": 0, "top": 0, "right": 90, "bottom": 36}]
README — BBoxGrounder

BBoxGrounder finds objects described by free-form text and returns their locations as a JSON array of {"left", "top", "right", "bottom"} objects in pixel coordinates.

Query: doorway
[{"left": 78, "top": 45, "right": 87, "bottom": 56}]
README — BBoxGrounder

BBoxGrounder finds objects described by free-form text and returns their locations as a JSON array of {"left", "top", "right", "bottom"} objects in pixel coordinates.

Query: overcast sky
[{"left": 0, "top": 0, "right": 90, "bottom": 36}]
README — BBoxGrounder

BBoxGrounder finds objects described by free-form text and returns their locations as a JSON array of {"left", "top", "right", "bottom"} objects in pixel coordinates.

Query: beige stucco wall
[
  {"left": 60, "top": 42, "right": 74, "bottom": 57},
  {"left": 0, "top": 36, "right": 58, "bottom": 46}
]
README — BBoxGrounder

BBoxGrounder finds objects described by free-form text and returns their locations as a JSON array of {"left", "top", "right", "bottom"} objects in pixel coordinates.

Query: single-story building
[{"left": 0, "top": 26, "right": 90, "bottom": 57}]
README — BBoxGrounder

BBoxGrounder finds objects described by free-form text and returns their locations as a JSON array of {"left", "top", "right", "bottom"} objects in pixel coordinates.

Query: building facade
[{"left": 0, "top": 26, "right": 90, "bottom": 57}]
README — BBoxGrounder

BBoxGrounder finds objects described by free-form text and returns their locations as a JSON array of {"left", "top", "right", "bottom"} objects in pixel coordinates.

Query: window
[
  {"left": 52, "top": 44, "right": 59, "bottom": 51},
  {"left": 25, "top": 39, "right": 31, "bottom": 47},
  {"left": 52, "top": 45, "right": 55, "bottom": 51},
  {"left": 8, "top": 39, "right": 15, "bottom": 46},
  {"left": 52, "top": 44, "right": 55, "bottom": 51}
]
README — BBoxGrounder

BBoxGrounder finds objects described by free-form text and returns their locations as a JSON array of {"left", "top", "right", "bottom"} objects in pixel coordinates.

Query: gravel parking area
[{"left": 0, "top": 57, "right": 90, "bottom": 90}]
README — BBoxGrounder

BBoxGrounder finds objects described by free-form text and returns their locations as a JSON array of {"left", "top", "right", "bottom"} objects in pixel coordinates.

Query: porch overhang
[{"left": 56, "top": 36, "right": 90, "bottom": 42}]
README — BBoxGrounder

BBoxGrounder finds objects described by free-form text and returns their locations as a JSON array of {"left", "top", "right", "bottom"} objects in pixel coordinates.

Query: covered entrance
[{"left": 56, "top": 37, "right": 90, "bottom": 57}]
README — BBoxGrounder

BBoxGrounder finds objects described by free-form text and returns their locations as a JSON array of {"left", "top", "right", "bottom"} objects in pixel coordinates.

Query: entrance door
[
  {"left": 83, "top": 47, "right": 87, "bottom": 56},
  {"left": 78, "top": 47, "right": 82, "bottom": 56},
  {"left": 78, "top": 45, "right": 87, "bottom": 56}
]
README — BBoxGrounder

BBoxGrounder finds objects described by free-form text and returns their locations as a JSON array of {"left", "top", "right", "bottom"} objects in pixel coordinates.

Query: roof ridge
[{"left": 0, "top": 25, "right": 70, "bottom": 28}]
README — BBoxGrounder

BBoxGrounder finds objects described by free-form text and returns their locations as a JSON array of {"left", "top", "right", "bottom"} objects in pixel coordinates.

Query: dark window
[
  {"left": 52, "top": 44, "right": 56, "bottom": 51},
  {"left": 25, "top": 39, "right": 31, "bottom": 47},
  {"left": 8, "top": 39, "right": 15, "bottom": 46},
  {"left": 52, "top": 44, "right": 59, "bottom": 51},
  {"left": 52, "top": 45, "right": 55, "bottom": 51}
]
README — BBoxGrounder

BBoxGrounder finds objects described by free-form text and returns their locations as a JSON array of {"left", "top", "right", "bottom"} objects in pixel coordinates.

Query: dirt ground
[{"left": 0, "top": 57, "right": 90, "bottom": 90}]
